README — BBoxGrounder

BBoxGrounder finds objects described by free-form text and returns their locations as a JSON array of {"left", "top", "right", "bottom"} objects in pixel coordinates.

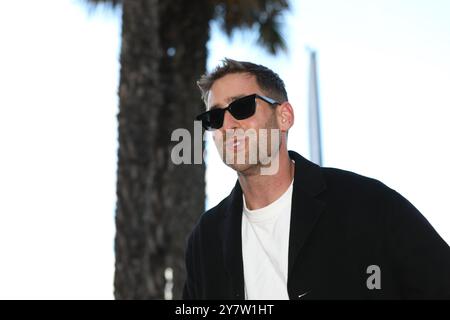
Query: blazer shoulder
[
  {"left": 318, "top": 166, "right": 412, "bottom": 222},
  {"left": 321, "top": 166, "right": 390, "bottom": 196},
  {"left": 320, "top": 166, "right": 446, "bottom": 242}
]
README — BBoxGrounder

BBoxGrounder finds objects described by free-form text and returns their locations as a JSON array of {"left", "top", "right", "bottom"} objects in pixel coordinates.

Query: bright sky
[
  {"left": 0, "top": 0, "right": 449, "bottom": 299},
  {"left": 0, "top": 0, "right": 119, "bottom": 299}
]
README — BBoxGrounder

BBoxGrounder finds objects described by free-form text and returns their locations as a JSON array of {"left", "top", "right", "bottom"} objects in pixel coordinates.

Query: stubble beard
[{"left": 215, "top": 115, "right": 281, "bottom": 176}]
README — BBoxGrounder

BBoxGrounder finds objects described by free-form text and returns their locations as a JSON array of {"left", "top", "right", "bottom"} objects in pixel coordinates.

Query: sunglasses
[{"left": 196, "top": 94, "right": 280, "bottom": 131}]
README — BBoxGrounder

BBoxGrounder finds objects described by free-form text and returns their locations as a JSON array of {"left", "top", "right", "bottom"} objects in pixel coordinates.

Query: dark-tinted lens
[
  {"left": 197, "top": 108, "right": 225, "bottom": 130},
  {"left": 228, "top": 95, "right": 256, "bottom": 120},
  {"left": 195, "top": 94, "right": 257, "bottom": 130},
  {"left": 208, "top": 108, "right": 225, "bottom": 129}
]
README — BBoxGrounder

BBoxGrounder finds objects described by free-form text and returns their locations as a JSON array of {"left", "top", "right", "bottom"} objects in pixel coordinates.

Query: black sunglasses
[{"left": 196, "top": 94, "right": 280, "bottom": 131}]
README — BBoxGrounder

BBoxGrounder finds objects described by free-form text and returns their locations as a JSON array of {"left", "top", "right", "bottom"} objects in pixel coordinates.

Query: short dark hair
[{"left": 197, "top": 58, "right": 288, "bottom": 106}]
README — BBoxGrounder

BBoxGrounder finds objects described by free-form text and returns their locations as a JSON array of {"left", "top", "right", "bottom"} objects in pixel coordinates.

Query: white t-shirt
[{"left": 241, "top": 178, "right": 293, "bottom": 300}]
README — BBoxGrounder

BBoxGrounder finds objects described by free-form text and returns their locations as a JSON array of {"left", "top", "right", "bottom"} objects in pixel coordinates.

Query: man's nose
[{"left": 221, "top": 110, "right": 239, "bottom": 130}]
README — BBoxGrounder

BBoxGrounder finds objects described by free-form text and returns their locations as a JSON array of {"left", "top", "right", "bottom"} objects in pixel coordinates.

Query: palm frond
[
  {"left": 213, "top": 0, "right": 290, "bottom": 54},
  {"left": 256, "top": 6, "right": 287, "bottom": 54}
]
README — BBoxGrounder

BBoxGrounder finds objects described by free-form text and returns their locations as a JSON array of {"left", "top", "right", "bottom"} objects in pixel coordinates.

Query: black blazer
[{"left": 183, "top": 151, "right": 450, "bottom": 299}]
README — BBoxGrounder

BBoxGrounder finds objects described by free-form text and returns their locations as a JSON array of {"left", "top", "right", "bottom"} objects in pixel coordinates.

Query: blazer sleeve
[{"left": 385, "top": 188, "right": 450, "bottom": 299}]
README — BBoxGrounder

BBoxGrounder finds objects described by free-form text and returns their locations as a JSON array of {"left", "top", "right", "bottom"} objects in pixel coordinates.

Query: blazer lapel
[
  {"left": 288, "top": 151, "right": 327, "bottom": 278},
  {"left": 222, "top": 182, "right": 245, "bottom": 299}
]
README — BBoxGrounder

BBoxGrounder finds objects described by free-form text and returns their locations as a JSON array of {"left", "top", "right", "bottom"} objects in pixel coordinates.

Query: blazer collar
[
  {"left": 222, "top": 180, "right": 245, "bottom": 299},
  {"left": 287, "top": 150, "right": 327, "bottom": 278},
  {"left": 221, "top": 150, "right": 327, "bottom": 299}
]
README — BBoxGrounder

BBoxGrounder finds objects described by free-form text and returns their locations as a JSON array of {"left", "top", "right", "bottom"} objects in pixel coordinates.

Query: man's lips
[{"left": 225, "top": 137, "right": 246, "bottom": 150}]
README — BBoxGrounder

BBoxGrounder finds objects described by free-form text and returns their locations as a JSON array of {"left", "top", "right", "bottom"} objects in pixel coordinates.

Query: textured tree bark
[
  {"left": 114, "top": 0, "right": 210, "bottom": 299},
  {"left": 157, "top": 0, "right": 212, "bottom": 300},
  {"left": 114, "top": 0, "right": 163, "bottom": 299}
]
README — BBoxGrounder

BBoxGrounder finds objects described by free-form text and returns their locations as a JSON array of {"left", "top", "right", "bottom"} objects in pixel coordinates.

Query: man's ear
[{"left": 277, "top": 102, "right": 294, "bottom": 132}]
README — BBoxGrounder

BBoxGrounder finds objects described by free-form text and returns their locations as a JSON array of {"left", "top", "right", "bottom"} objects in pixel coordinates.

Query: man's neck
[{"left": 238, "top": 149, "right": 294, "bottom": 210}]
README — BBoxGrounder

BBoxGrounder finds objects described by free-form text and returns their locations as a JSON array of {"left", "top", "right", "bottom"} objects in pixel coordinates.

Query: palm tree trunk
[
  {"left": 114, "top": 0, "right": 163, "bottom": 299},
  {"left": 157, "top": 0, "right": 212, "bottom": 299},
  {"left": 114, "top": 0, "right": 211, "bottom": 299}
]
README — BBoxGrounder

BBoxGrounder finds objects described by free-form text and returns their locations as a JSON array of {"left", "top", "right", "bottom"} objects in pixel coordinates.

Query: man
[{"left": 183, "top": 58, "right": 450, "bottom": 299}]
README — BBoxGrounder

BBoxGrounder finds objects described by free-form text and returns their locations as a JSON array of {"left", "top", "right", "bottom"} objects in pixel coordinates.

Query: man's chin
[{"left": 224, "top": 161, "right": 260, "bottom": 175}]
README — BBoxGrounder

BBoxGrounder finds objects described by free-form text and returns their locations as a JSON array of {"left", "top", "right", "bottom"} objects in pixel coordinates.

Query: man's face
[{"left": 207, "top": 73, "right": 281, "bottom": 174}]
